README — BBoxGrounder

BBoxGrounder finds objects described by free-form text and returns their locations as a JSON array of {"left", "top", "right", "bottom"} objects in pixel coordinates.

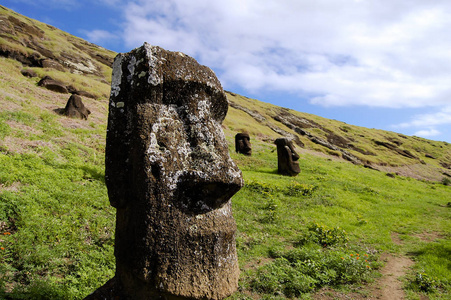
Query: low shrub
[
  {"left": 245, "top": 181, "right": 278, "bottom": 195},
  {"left": 251, "top": 244, "right": 377, "bottom": 298},
  {"left": 245, "top": 181, "right": 318, "bottom": 198},
  {"left": 295, "top": 223, "right": 349, "bottom": 248},
  {"left": 283, "top": 182, "right": 318, "bottom": 197},
  {"left": 260, "top": 197, "right": 279, "bottom": 224},
  {"left": 409, "top": 271, "right": 443, "bottom": 293},
  {"left": 251, "top": 257, "right": 317, "bottom": 296}
]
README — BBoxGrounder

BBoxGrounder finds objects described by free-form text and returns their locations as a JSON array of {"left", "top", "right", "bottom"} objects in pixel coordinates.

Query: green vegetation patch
[
  {"left": 0, "top": 153, "right": 114, "bottom": 299},
  {"left": 251, "top": 244, "right": 378, "bottom": 297}
]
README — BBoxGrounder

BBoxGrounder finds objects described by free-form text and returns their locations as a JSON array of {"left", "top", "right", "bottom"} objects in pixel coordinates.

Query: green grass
[
  {"left": 0, "top": 64, "right": 449, "bottom": 299},
  {"left": 0, "top": 7, "right": 450, "bottom": 297},
  {"left": 0, "top": 153, "right": 114, "bottom": 299},
  {"left": 228, "top": 140, "right": 451, "bottom": 299},
  {"left": 0, "top": 108, "right": 450, "bottom": 299}
]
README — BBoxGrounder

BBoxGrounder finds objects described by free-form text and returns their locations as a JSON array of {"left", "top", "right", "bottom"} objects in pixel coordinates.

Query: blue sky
[{"left": 3, "top": 0, "right": 451, "bottom": 142}]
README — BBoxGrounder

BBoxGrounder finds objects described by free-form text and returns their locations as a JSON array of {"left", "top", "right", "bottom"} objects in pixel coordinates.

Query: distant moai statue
[
  {"left": 86, "top": 43, "right": 243, "bottom": 300},
  {"left": 62, "top": 94, "right": 91, "bottom": 120},
  {"left": 274, "top": 137, "right": 301, "bottom": 176},
  {"left": 235, "top": 132, "right": 252, "bottom": 156}
]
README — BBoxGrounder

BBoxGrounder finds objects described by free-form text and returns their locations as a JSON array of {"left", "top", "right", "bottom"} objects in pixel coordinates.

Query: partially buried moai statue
[
  {"left": 274, "top": 137, "right": 301, "bottom": 176},
  {"left": 86, "top": 43, "right": 243, "bottom": 300},
  {"left": 235, "top": 133, "right": 252, "bottom": 156}
]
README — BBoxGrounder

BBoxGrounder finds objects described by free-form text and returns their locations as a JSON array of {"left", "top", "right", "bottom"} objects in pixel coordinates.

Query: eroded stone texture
[
  {"left": 87, "top": 43, "right": 243, "bottom": 300},
  {"left": 37, "top": 75, "right": 68, "bottom": 94},
  {"left": 20, "top": 69, "right": 37, "bottom": 78},
  {"left": 61, "top": 94, "right": 91, "bottom": 120},
  {"left": 275, "top": 137, "right": 301, "bottom": 176},
  {"left": 235, "top": 133, "right": 252, "bottom": 156}
]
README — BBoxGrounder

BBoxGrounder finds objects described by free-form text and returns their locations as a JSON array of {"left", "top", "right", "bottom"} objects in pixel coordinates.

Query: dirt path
[{"left": 369, "top": 253, "right": 414, "bottom": 300}]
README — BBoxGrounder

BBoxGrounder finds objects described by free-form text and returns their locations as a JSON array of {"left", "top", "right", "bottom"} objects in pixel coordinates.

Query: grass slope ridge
[
  {"left": 0, "top": 5, "right": 450, "bottom": 300},
  {"left": 224, "top": 92, "right": 451, "bottom": 182}
]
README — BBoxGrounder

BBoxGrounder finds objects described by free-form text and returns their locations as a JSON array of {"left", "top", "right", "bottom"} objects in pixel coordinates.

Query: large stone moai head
[
  {"left": 235, "top": 133, "right": 252, "bottom": 156},
  {"left": 103, "top": 43, "right": 243, "bottom": 299},
  {"left": 274, "top": 137, "right": 301, "bottom": 176}
]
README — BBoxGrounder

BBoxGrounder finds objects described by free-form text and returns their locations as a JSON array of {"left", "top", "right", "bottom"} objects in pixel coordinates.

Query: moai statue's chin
[
  {"left": 235, "top": 133, "right": 252, "bottom": 156},
  {"left": 275, "top": 137, "right": 301, "bottom": 176},
  {"left": 85, "top": 43, "right": 243, "bottom": 300}
]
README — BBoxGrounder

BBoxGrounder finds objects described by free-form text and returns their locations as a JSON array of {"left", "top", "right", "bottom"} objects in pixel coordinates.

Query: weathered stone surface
[
  {"left": 20, "top": 69, "right": 37, "bottom": 78},
  {"left": 41, "top": 58, "right": 66, "bottom": 71},
  {"left": 235, "top": 133, "right": 252, "bottom": 156},
  {"left": 425, "top": 153, "right": 436, "bottom": 159},
  {"left": 87, "top": 43, "right": 243, "bottom": 300},
  {"left": 73, "top": 90, "right": 96, "bottom": 99},
  {"left": 66, "top": 85, "right": 97, "bottom": 99},
  {"left": 374, "top": 140, "right": 418, "bottom": 160},
  {"left": 227, "top": 98, "right": 303, "bottom": 147},
  {"left": 37, "top": 75, "right": 68, "bottom": 94},
  {"left": 275, "top": 137, "right": 301, "bottom": 176},
  {"left": 272, "top": 109, "right": 370, "bottom": 161},
  {"left": 59, "top": 94, "right": 90, "bottom": 120},
  {"left": 297, "top": 127, "right": 363, "bottom": 165},
  {"left": 0, "top": 45, "right": 42, "bottom": 67},
  {"left": 228, "top": 99, "right": 266, "bottom": 123}
]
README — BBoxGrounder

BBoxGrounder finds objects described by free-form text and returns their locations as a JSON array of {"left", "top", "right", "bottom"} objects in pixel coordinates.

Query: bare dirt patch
[
  {"left": 0, "top": 181, "right": 21, "bottom": 192},
  {"left": 5, "top": 120, "right": 42, "bottom": 135},
  {"left": 0, "top": 136, "right": 55, "bottom": 154},
  {"left": 391, "top": 232, "right": 403, "bottom": 245},
  {"left": 414, "top": 232, "right": 443, "bottom": 243},
  {"left": 369, "top": 253, "right": 414, "bottom": 300},
  {"left": 377, "top": 163, "right": 445, "bottom": 182}
]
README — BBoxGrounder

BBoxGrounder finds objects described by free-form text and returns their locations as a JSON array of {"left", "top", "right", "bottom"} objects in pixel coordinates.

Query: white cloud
[
  {"left": 414, "top": 128, "right": 441, "bottom": 138},
  {"left": 11, "top": 0, "right": 450, "bottom": 113},
  {"left": 83, "top": 29, "right": 118, "bottom": 44},
  {"left": 116, "top": 0, "right": 451, "bottom": 111},
  {"left": 392, "top": 105, "right": 451, "bottom": 140},
  {"left": 396, "top": 106, "right": 451, "bottom": 128}
]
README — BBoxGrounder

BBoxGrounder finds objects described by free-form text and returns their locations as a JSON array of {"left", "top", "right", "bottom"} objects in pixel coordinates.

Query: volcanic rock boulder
[
  {"left": 87, "top": 43, "right": 243, "bottom": 300},
  {"left": 41, "top": 58, "right": 66, "bottom": 71},
  {"left": 37, "top": 75, "right": 68, "bottom": 94},
  {"left": 20, "top": 69, "right": 37, "bottom": 78},
  {"left": 235, "top": 133, "right": 252, "bottom": 156},
  {"left": 73, "top": 90, "right": 96, "bottom": 99},
  {"left": 275, "top": 137, "right": 301, "bottom": 176},
  {"left": 61, "top": 94, "right": 91, "bottom": 120}
]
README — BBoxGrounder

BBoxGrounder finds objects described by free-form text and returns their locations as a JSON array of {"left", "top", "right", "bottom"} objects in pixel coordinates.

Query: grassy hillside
[
  {"left": 224, "top": 92, "right": 451, "bottom": 182},
  {"left": 0, "top": 5, "right": 450, "bottom": 300}
]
